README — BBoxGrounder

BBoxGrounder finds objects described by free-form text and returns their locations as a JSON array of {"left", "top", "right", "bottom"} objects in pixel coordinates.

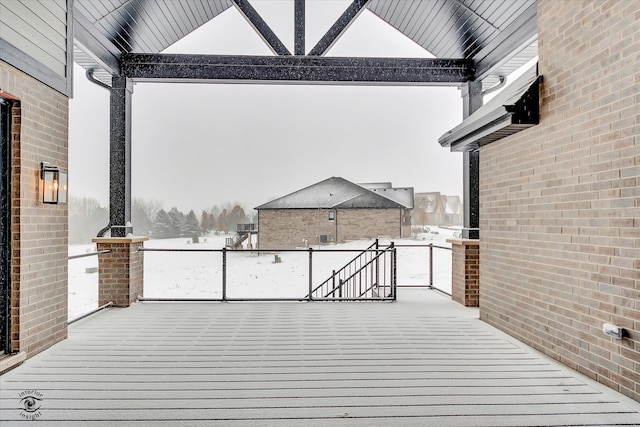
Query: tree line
[{"left": 69, "top": 196, "right": 254, "bottom": 244}]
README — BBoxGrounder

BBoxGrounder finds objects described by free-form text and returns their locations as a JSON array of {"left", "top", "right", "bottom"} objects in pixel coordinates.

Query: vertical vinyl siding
[{"left": 0, "top": 0, "right": 67, "bottom": 77}]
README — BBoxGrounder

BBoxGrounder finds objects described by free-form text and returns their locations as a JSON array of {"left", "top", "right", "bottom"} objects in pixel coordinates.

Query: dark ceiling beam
[
  {"left": 294, "top": 0, "right": 305, "bottom": 55},
  {"left": 308, "top": 0, "right": 370, "bottom": 56},
  {"left": 231, "top": 0, "right": 291, "bottom": 56},
  {"left": 472, "top": 3, "right": 537, "bottom": 82},
  {"left": 121, "top": 53, "right": 473, "bottom": 85},
  {"left": 73, "top": 8, "right": 121, "bottom": 76}
]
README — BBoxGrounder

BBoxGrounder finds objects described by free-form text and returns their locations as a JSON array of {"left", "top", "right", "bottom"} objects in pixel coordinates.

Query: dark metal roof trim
[
  {"left": 308, "top": 0, "right": 370, "bottom": 56},
  {"left": 231, "top": 0, "right": 291, "bottom": 56},
  {"left": 294, "top": 0, "right": 305, "bottom": 55},
  {"left": 438, "top": 64, "right": 540, "bottom": 152},
  {"left": 120, "top": 53, "right": 472, "bottom": 85}
]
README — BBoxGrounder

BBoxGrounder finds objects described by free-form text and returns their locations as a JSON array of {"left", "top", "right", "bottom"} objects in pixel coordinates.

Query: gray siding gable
[{"left": 0, "top": 0, "right": 72, "bottom": 95}]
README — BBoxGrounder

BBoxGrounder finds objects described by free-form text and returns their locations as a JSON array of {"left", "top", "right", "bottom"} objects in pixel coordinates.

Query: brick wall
[
  {"left": 258, "top": 209, "right": 337, "bottom": 249},
  {"left": 479, "top": 0, "right": 640, "bottom": 401},
  {"left": 337, "top": 209, "right": 402, "bottom": 242},
  {"left": 258, "top": 208, "right": 405, "bottom": 249},
  {"left": 0, "top": 61, "right": 68, "bottom": 357}
]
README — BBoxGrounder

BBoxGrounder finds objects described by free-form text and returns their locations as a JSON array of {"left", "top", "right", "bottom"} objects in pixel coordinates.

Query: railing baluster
[
  {"left": 308, "top": 248, "right": 313, "bottom": 301},
  {"left": 222, "top": 248, "right": 227, "bottom": 301},
  {"left": 429, "top": 243, "right": 434, "bottom": 289},
  {"left": 392, "top": 245, "right": 397, "bottom": 300}
]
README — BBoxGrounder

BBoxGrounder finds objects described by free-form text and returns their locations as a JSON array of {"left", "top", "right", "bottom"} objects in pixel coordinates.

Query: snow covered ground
[{"left": 68, "top": 227, "right": 456, "bottom": 321}]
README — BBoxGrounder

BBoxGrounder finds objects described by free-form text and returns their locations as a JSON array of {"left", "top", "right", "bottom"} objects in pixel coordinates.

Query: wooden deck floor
[{"left": 1, "top": 290, "right": 640, "bottom": 426}]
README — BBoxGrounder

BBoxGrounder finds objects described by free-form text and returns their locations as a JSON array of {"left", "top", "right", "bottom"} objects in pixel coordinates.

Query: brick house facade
[
  {"left": 478, "top": 0, "right": 640, "bottom": 402},
  {"left": 256, "top": 177, "right": 413, "bottom": 249},
  {"left": 2, "top": 0, "right": 637, "bottom": 405},
  {"left": 0, "top": 62, "right": 69, "bottom": 359},
  {"left": 0, "top": 1, "right": 71, "bottom": 367}
]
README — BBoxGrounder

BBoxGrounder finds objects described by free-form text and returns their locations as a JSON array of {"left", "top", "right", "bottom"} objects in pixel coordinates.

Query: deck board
[{"left": 1, "top": 290, "right": 639, "bottom": 426}]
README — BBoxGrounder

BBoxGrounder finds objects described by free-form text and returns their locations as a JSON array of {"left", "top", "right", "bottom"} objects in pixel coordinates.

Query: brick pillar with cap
[
  {"left": 447, "top": 238, "right": 480, "bottom": 307},
  {"left": 92, "top": 236, "right": 148, "bottom": 307}
]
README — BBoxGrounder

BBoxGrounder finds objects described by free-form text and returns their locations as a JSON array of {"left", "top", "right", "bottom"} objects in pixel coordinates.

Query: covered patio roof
[
  {"left": 1, "top": 291, "right": 639, "bottom": 425},
  {"left": 73, "top": 0, "right": 537, "bottom": 89},
  {"left": 70, "top": 0, "right": 539, "bottom": 240}
]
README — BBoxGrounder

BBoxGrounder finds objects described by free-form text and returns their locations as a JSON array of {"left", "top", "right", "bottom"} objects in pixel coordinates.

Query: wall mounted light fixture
[{"left": 40, "top": 162, "right": 67, "bottom": 204}]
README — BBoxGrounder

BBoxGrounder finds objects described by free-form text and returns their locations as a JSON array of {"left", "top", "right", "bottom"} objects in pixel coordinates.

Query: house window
[{"left": 328, "top": 211, "right": 335, "bottom": 221}]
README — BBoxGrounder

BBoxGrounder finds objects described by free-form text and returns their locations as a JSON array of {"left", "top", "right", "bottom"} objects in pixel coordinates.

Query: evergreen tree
[
  {"left": 152, "top": 209, "right": 172, "bottom": 239},
  {"left": 184, "top": 210, "right": 201, "bottom": 239},
  {"left": 168, "top": 207, "right": 185, "bottom": 237}
]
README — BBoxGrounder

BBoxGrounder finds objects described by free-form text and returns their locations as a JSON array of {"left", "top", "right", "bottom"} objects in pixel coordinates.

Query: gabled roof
[
  {"left": 255, "top": 177, "right": 411, "bottom": 210},
  {"left": 73, "top": 0, "right": 538, "bottom": 90},
  {"left": 414, "top": 192, "right": 444, "bottom": 214},
  {"left": 369, "top": 187, "right": 414, "bottom": 209},
  {"left": 444, "top": 195, "right": 462, "bottom": 214},
  {"left": 359, "top": 182, "right": 393, "bottom": 189}
]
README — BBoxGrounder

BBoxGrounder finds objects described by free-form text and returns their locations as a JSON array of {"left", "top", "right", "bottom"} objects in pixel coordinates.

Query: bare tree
[
  {"left": 132, "top": 198, "right": 163, "bottom": 235},
  {"left": 69, "top": 196, "right": 108, "bottom": 244}
]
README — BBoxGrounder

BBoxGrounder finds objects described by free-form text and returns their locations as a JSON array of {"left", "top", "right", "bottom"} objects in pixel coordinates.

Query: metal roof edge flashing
[{"left": 438, "top": 64, "right": 541, "bottom": 152}]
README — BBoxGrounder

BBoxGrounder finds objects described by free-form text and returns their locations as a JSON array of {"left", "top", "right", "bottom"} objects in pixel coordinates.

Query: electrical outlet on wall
[{"left": 602, "top": 323, "right": 623, "bottom": 340}]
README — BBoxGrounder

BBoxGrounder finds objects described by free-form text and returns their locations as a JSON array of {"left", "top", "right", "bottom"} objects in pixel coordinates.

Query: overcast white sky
[{"left": 69, "top": 1, "right": 464, "bottom": 214}]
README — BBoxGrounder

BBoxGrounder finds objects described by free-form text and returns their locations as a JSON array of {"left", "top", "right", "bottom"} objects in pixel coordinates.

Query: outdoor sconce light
[{"left": 40, "top": 162, "right": 67, "bottom": 204}]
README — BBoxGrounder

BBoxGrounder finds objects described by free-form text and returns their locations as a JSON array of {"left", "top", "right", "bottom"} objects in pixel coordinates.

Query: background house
[
  {"left": 413, "top": 192, "right": 462, "bottom": 226},
  {"left": 443, "top": 195, "right": 463, "bottom": 225},
  {"left": 255, "top": 177, "right": 413, "bottom": 249}
]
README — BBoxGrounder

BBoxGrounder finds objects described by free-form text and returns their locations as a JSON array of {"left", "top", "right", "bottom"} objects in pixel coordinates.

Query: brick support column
[
  {"left": 447, "top": 238, "right": 480, "bottom": 307},
  {"left": 92, "top": 237, "right": 148, "bottom": 307}
]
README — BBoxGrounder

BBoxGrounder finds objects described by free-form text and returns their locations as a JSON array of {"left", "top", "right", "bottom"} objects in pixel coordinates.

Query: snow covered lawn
[{"left": 68, "top": 228, "right": 456, "bottom": 321}]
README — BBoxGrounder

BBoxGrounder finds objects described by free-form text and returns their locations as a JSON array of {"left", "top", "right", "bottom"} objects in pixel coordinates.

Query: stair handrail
[
  {"left": 328, "top": 242, "right": 394, "bottom": 299},
  {"left": 309, "top": 241, "right": 396, "bottom": 300},
  {"left": 340, "top": 244, "right": 391, "bottom": 286},
  {"left": 308, "top": 239, "right": 379, "bottom": 297}
]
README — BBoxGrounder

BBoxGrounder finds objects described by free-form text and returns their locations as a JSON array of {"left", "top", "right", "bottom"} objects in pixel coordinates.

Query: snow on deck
[{"left": 2, "top": 290, "right": 640, "bottom": 426}]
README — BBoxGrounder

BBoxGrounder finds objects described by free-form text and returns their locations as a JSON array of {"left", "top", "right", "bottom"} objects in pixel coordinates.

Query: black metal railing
[
  {"left": 308, "top": 240, "right": 396, "bottom": 300},
  {"left": 67, "top": 249, "right": 112, "bottom": 323},
  {"left": 68, "top": 240, "right": 453, "bottom": 310},
  {"left": 67, "top": 249, "right": 111, "bottom": 260},
  {"left": 138, "top": 244, "right": 397, "bottom": 302},
  {"left": 236, "top": 223, "right": 256, "bottom": 232},
  {"left": 394, "top": 243, "right": 452, "bottom": 296}
]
